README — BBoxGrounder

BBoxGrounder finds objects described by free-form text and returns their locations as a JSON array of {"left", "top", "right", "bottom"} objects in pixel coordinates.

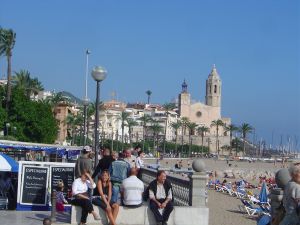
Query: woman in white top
[
  {"left": 136, "top": 150, "right": 145, "bottom": 179},
  {"left": 71, "top": 171, "right": 100, "bottom": 225},
  {"left": 135, "top": 150, "right": 145, "bottom": 169}
]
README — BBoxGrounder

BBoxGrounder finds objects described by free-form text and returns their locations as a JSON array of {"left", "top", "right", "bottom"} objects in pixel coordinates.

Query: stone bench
[{"left": 71, "top": 205, "right": 209, "bottom": 225}]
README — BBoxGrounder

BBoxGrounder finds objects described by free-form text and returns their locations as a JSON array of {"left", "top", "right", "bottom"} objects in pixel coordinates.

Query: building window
[
  {"left": 210, "top": 85, "right": 212, "bottom": 94},
  {"left": 214, "top": 85, "right": 217, "bottom": 93}
]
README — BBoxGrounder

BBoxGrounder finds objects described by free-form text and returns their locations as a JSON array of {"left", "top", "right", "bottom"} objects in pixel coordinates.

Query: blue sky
[{"left": 0, "top": 1, "right": 299, "bottom": 148}]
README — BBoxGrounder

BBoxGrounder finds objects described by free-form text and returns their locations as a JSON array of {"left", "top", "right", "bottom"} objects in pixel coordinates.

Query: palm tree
[
  {"left": 224, "top": 124, "right": 238, "bottom": 156},
  {"left": 47, "top": 92, "right": 69, "bottom": 107},
  {"left": 197, "top": 126, "right": 210, "bottom": 155},
  {"left": 0, "top": 28, "right": 16, "bottom": 110},
  {"left": 139, "top": 114, "right": 152, "bottom": 150},
  {"left": 170, "top": 121, "right": 181, "bottom": 154},
  {"left": 126, "top": 118, "right": 138, "bottom": 146},
  {"left": 149, "top": 121, "right": 163, "bottom": 154},
  {"left": 65, "top": 113, "right": 84, "bottom": 145},
  {"left": 146, "top": 90, "right": 152, "bottom": 104},
  {"left": 13, "top": 70, "right": 44, "bottom": 98},
  {"left": 180, "top": 117, "right": 190, "bottom": 151},
  {"left": 186, "top": 122, "right": 198, "bottom": 157},
  {"left": 239, "top": 123, "right": 253, "bottom": 155},
  {"left": 211, "top": 119, "right": 224, "bottom": 156},
  {"left": 119, "top": 111, "right": 130, "bottom": 148},
  {"left": 162, "top": 103, "right": 176, "bottom": 155}
]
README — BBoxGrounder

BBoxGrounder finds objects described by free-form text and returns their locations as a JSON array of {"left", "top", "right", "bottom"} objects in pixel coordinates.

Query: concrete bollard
[
  {"left": 51, "top": 190, "right": 57, "bottom": 222},
  {"left": 189, "top": 159, "right": 208, "bottom": 206}
]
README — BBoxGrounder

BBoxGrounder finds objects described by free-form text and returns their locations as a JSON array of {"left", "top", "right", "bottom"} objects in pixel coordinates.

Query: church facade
[{"left": 178, "top": 65, "right": 231, "bottom": 152}]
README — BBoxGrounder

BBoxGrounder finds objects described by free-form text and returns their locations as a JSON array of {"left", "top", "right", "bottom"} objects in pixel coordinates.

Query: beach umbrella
[
  {"left": 0, "top": 153, "right": 19, "bottom": 172},
  {"left": 259, "top": 181, "right": 268, "bottom": 203}
]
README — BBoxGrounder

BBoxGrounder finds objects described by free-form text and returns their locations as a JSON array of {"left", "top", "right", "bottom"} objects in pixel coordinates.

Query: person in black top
[
  {"left": 92, "top": 148, "right": 115, "bottom": 179},
  {"left": 147, "top": 170, "right": 173, "bottom": 225},
  {"left": 92, "top": 170, "right": 119, "bottom": 225}
]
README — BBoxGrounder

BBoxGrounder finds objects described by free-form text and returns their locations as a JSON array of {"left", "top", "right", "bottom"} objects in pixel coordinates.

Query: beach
[{"left": 144, "top": 158, "right": 287, "bottom": 225}]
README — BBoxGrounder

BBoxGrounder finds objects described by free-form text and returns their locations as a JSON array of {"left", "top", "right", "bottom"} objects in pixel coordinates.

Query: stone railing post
[
  {"left": 189, "top": 159, "right": 208, "bottom": 206},
  {"left": 270, "top": 168, "right": 291, "bottom": 224}
]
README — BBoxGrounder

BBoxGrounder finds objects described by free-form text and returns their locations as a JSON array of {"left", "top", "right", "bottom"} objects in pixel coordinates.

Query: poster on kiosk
[{"left": 20, "top": 165, "right": 49, "bottom": 206}]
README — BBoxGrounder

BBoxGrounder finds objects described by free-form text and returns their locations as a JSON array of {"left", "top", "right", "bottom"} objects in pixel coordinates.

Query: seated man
[
  {"left": 148, "top": 170, "right": 173, "bottom": 225},
  {"left": 120, "top": 168, "right": 144, "bottom": 208},
  {"left": 123, "top": 149, "right": 136, "bottom": 168}
]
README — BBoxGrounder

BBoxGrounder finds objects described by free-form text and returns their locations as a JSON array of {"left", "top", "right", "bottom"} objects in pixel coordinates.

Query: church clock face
[{"left": 196, "top": 111, "right": 202, "bottom": 117}]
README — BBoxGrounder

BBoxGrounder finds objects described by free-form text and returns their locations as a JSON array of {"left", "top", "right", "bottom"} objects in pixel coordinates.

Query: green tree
[
  {"left": 149, "top": 121, "right": 163, "bottom": 153},
  {"left": 162, "top": 103, "right": 176, "bottom": 155},
  {"left": 145, "top": 90, "right": 152, "bottom": 104},
  {"left": 119, "top": 111, "right": 130, "bottom": 148},
  {"left": 224, "top": 124, "right": 238, "bottom": 155},
  {"left": 186, "top": 122, "right": 198, "bottom": 157},
  {"left": 180, "top": 117, "right": 190, "bottom": 151},
  {"left": 8, "top": 88, "right": 58, "bottom": 143},
  {"left": 239, "top": 123, "right": 253, "bottom": 155},
  {"left": 170, "top": 121, "right": 181, "bottom": 154},
  {"left": 197, "top": 126, "right": 210, "bottom": 155},
  {"left": 0, "top": 28, "right": 16, "bottom": 110},
  {"left": 126, "top": 118, "right": 138, "bottom": 146},
  {"left": 47, "top": 92, "right": 69, "bottom": 107},
  {"left": 211, "top": 119, "right": 224, "bottom": 155},
  {"left": 13, "top": 70, "right": 44, "bottom": 99},
  {"left": 139, "top": 114, "right": 152, "bottom": 151}
]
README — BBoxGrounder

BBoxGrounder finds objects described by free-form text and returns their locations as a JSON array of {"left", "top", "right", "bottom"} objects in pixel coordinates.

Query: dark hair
[
  {"left": 138, "top": 150, "right": 144, "bottom": 156},
  {"left": 43, "top": 218, "right": 52, "bottom": 225},
  {"left": 157, "top": 170, "right": 166, "bottom": 178}
]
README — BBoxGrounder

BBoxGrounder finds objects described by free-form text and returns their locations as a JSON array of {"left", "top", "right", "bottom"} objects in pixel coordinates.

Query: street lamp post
[
  {"left": 91, "top": 66, "right": 107, "bottom": 168},
  {"left": 82, "top": 49, "right": 91, "bottom": 146},
  {"left": 6, "top": 123, "right": 10, "bottom": 136}
]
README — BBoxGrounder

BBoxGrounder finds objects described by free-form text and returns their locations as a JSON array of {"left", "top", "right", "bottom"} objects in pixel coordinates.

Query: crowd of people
[{"left": 63, "top": 145, "right": 173, "bottom": 225}]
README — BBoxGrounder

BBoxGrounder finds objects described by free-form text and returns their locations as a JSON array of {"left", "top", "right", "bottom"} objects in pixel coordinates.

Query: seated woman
[
  {"left": 71, "top": 171, "right": 100, "bottom": 225},
  {"left": 92, "top": 170, "right": 119, "bottom": 225}
]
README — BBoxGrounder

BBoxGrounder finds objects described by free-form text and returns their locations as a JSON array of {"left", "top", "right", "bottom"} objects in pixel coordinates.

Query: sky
[{"left": 0, "top": 0, "right": 299, "bottom": 148}]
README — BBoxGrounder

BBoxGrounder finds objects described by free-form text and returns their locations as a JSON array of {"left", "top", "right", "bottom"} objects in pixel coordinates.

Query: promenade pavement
[{"left": 0, "top": 210, "right": 70, "bottom": 225}]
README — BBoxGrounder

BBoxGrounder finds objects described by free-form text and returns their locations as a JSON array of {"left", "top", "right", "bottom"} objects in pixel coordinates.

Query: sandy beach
[{"left": 144, "top": 158, "right": 297, "bottom": 225}]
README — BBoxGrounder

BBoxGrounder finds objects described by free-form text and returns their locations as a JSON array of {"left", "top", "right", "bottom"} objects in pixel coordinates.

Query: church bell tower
[
  {"left": 178, "top": 79, "right": 190, "bottom": 117},
  {"left": 206, "top": 65, "right": 222, "bottom": 107}
]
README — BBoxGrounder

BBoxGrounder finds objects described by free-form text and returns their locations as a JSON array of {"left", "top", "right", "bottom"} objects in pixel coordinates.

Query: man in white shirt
[{"left": 120, "top": 168, "right": 144, "bottom": 208}]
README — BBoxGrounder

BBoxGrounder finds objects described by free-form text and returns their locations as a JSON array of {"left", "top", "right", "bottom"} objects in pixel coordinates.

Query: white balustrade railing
[{"left": 140, "top": 167, "right": 191, "bottom": 206}]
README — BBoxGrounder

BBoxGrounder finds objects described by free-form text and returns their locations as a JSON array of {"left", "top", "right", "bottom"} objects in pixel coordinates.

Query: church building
[{"left": 178, "top": 65, "right": 231, "bottom": 151}]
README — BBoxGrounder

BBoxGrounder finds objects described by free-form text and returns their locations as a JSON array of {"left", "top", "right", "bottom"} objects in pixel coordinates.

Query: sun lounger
[{"left": 239, "top": 199, "right": 270, "bottom": 216}]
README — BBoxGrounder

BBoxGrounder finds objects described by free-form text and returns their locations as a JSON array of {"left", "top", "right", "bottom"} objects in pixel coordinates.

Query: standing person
[
  {"left": 71, "top": 171, "right": 100, "bottom": 225},
  {"left": 92, "top": 148, "right": 115, "bottom": 179},
  {"left": 136, "top": 150, "right": 145, "bottom": 170},
  {"left": 56, "top": 181, "right": 68, "bottom": 212},
  {"left": 121, "top": 168, "right": 144, "bottom": 208},
  {"left": 123, "top": 149, "right": 136, "bottom": 168},
  {"left": 109, "top": 152, "right": 131, "bottom": 203},
  {"left": 75, "top": 146, "right": 93, "bottom": 178},
  {"left": 280, "top": 163, "right": 300, "bottom": 225},
  {"left": 148, "top": 170, "right": 174, "bottom": 225},
  {"left": 92, "top": 170, "right": 119, "bottom": 225}
]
